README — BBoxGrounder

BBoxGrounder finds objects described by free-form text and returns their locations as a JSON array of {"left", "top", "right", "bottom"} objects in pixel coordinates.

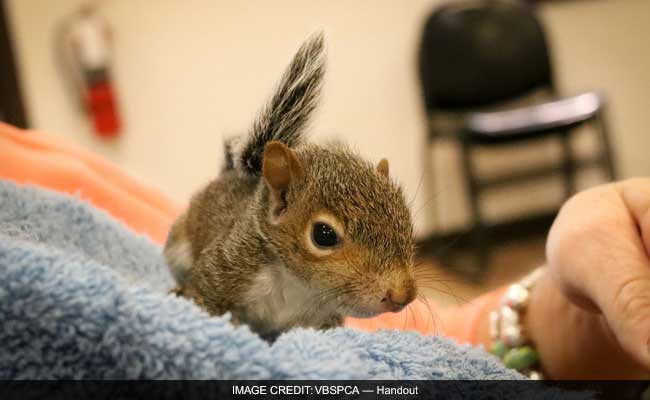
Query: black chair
[{"left": 418, "top": 0, "right": 616, "bottom": 275}]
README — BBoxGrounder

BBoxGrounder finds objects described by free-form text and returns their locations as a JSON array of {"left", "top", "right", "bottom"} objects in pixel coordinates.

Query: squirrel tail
[{"left": 228, "top": 32, "right": 325, "bottom": 175}]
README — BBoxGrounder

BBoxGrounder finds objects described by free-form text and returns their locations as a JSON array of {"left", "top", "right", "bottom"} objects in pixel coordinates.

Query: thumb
[
  {"left": 605, "top": 179, "right": 650, "bottom": 369},
  {"left": 547, "top": 180, "right": 650, "bottom": 370},
  {"left": 598, "top": 254, "right": 650, "bottom": 370},
  {"left": 620, "top": 178, "right": 650, "bottom": 259}
]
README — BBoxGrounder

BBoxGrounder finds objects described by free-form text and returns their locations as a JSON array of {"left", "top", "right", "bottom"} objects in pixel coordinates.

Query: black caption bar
[{"left": 0, "top": 380, "right": 648, "bottom": 400}]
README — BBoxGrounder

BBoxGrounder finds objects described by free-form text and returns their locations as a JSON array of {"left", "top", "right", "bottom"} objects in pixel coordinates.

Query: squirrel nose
[{"left": 381, "top": 285, "right": 415, "bottom": 312}]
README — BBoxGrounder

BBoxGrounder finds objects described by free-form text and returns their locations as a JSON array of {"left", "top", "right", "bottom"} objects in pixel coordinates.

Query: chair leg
[
  {"left": 595, "top": 109, "right": 617, "bottom": 180},
  {"left": 559, "top": 132, "right": 576, "bottom": 200},
  {"left": 460, "top": 139, "right": 489, "bottom": 279}
]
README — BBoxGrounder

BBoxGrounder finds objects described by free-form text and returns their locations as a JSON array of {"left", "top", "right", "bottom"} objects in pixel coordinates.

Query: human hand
[{"left": 530, "top": 178, "right": 650, "bottom": 379}]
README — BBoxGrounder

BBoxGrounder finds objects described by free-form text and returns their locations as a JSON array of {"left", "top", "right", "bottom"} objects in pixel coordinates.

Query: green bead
[
  {"left": 490, "top": 340, "right": 507, "bottom": 358},
  {"left": 503, "top": 346, "right": 539, "bottom": 370}
]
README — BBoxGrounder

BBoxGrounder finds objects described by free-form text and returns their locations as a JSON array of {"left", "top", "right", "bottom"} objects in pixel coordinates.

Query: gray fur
[{"left": 232, "top": 32, "right": 325, "bottom": 175}]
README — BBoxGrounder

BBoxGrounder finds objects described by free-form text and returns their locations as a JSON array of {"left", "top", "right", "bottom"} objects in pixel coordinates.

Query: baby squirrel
[{"left": 164, "top": 33, "right": 417, "bottom": 341}]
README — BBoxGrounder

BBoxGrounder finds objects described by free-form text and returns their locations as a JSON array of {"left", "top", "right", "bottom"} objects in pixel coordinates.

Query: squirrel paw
[{"left": 169, "top": 286, "right": 185, "bottom": 296}]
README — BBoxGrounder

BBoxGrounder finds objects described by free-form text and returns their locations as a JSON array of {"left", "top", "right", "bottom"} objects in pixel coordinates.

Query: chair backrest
[{"left": 419, "top": 0, "right": 553, "bottom": 112}]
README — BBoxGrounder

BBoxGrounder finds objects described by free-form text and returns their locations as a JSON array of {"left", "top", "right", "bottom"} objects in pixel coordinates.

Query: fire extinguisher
[{"left": 56, "top": 3, "right": 121, "bottom": 138}]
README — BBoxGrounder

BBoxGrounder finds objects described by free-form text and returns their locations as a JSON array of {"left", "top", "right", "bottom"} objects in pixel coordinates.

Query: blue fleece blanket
[{"left": 0, "top": 180, "right": 524, "bottom": 380}]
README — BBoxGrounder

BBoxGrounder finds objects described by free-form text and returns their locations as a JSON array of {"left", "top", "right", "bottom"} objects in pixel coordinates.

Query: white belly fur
[{"left": 244, "top": 264, "right": 333, "bottom": 330}]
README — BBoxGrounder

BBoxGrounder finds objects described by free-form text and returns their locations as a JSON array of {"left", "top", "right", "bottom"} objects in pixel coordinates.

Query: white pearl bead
[
  {"left": 500, "top": 306, "right": 519, "bottom": 326},
  {"left": 489, "top": 311, "right": 500, "bottom": 340},
  {"left": 502, "top": 284, "right": 529, "bottom": 310},
  {"left": 501, "top": 325, "right": 525, "bottom": 347}
]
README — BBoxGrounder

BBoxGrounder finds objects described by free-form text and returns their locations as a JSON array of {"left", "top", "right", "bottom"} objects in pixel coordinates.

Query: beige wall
[{"left": 7, "top": 0, "right": 650, "bottom": 237}]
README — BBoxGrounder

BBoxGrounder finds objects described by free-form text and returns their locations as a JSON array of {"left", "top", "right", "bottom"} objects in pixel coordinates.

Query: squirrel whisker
[
  {"left": 407, "top": 169, "right": 427, "bottom": 209},
  {"left": 416, "top": 291, "right": 438, "bottom": 333}
]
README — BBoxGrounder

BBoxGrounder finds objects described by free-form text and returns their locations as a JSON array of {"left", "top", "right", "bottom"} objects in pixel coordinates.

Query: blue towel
[{"left": 0, "top": 180, "right": 524, "bottom": 380}]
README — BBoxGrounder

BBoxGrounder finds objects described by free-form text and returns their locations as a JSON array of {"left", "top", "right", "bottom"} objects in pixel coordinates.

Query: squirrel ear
[
  {"left": 262, "top": 141, "right": 304, "bottom": 192},
  {"left": 377, "top": 158, "right": 389, "bottom": 178}
]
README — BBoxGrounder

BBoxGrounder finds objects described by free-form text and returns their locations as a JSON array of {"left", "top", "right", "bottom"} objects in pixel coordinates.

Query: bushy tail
[{"left": 229, "top": 32, "right": 325, "bottom": 175}]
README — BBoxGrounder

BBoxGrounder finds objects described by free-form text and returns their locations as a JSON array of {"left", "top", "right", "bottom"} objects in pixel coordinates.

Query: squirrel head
[{"left": 258, "top": 140, "right": 417, "bottom": 317}]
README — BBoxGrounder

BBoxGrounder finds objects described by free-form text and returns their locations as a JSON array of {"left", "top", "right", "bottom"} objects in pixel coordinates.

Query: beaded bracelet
[{"left": 489, "top": 268, "right": 545, "bottom": 379}]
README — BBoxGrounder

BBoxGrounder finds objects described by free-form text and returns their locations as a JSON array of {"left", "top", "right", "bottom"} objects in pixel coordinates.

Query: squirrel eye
[{"left": 312, "top": 223, "right": 339, "bottom": 248}]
